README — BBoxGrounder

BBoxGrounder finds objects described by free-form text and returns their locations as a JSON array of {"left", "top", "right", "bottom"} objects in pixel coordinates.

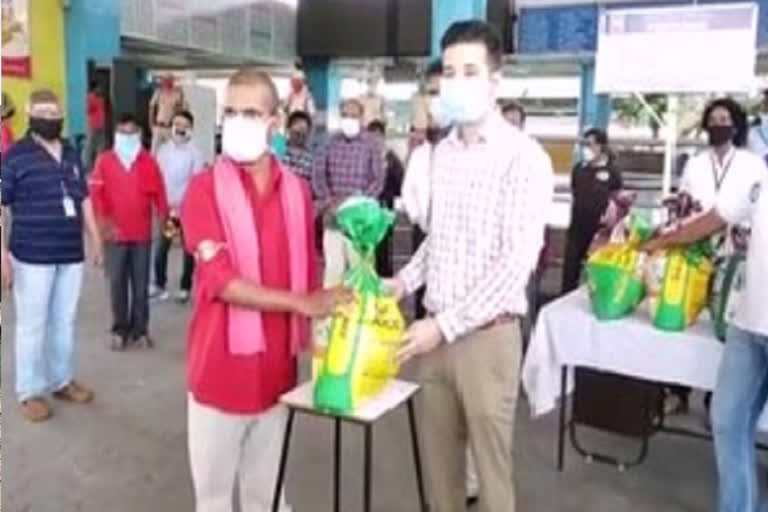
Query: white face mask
[
  {"left": 222, "top": 115, "right": 268, "bottom": 163},
  {"left": 582, "top": 147, "right": 597, "bottom": 163},
  {"left": 439, "top": 76, "right": 494, "bottom": 125},
  {"left": 340, "top": 117, "right": 361, "bottom": 138}
]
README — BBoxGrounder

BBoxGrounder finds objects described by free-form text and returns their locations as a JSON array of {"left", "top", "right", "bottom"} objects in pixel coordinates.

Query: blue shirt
[{"left": 1, "top": 136, "right": 88, "bottom": 264}]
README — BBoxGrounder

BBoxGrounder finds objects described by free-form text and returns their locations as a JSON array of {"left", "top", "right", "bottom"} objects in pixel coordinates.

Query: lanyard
[{"left": 710, "top": 149, "right": 735, "bottom": 192}]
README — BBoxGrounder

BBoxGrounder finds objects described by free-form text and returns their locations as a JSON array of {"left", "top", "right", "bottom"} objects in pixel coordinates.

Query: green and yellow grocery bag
[
  {"left": 645, "top": 241, "right": 714, "bottom": 332},
  {"left": 314, "top": 197, "right": 405, "bottom": 413},
  {"left": 586, "top": 215, "right": 651, "bottom": 320}
]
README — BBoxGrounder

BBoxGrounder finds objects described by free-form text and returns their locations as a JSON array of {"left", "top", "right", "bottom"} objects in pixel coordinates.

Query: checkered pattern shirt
[
  {"left": 312, "top": 132, "right": 385, "bottom": 208},
  {"left": 399, "top": 112, "right": 554, "bottom": 343},
  {"left": 284, "top": 145, "right": 314, "bottom": 181}
]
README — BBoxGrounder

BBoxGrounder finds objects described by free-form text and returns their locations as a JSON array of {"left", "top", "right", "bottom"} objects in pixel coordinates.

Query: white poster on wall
[{"left": 595, "top": 3, "right": 758, "bottom": 93}]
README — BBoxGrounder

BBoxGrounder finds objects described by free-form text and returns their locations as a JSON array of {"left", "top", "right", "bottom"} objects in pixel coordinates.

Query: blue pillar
[
  {"left": 65, "top": 0, "right": 121, "bottom": 136},
  {"left": 578, "top": 61, "right": 611, "bottom": 133},
  {"left": 431, "top": 0, "right": 488, "bottom": 57},
  {"left": 304, "top": 57, "right": 341, "bottom": 136}
]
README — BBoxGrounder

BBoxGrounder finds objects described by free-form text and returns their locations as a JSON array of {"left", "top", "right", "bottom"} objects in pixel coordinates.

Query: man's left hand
[
  {"left": 397, "top": 318, "right": 444, "bottom": 364},
  {"left": 90, "top": 242, "right": 104, "bottom": 267}
]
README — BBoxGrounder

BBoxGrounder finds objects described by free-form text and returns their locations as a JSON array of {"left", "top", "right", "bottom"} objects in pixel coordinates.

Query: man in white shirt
[
  {"left": 670, "top": 98, "right": 756, "bottom": 414},
  {"left": 390, "top": 21, "right": 553, "bottom": 511},
  {"left": 401, "top": 57, "right": 482, "bottom": 507},
  {"left": 643, "top": 157, "right": 767, "bottom": 512},
  {"left": 680, "top": 98, "right": 751, "bottom": 212},
  {"left": 151, "top": 110, "right": 204, "bottom": 303}
]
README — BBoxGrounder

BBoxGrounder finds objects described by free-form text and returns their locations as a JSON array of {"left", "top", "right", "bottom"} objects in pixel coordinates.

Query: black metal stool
[{"left": 271, "top": 380, "right": 428, "bottom": 512}]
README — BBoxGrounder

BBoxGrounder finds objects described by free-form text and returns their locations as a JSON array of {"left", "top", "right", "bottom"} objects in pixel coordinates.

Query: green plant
[{"left": 613, "top": 94, "right": 668, "bottom": 138}]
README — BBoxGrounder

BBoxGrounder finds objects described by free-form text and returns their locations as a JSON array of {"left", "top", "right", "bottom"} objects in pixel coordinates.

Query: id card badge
[{"left": 62, "top": 196, "right": 76, "bottom": 218}]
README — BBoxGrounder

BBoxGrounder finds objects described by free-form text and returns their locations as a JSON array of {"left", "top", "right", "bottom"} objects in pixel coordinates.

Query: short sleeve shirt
[
  {"left": 716, "top": 155, "right": 768, "bottom": 336},
  {"left": 1, "top": 137, "right": 87, "bottom": 264}
]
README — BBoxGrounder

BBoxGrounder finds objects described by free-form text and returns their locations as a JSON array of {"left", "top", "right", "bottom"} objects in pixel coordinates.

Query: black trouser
[
  {"left": 154, "top": 230, "right": 194, "bottom": 292},
  {"left": 107, "top": 242, "right": 151, "bottom": 339},
  {"left": 376, "top": 225, "right": 394, "bottom": 278},
  {"left": 412, "top": 225, "right": 427, "bottom": 320},
  {"left": 562, "top": 225, "right": 597, "bottom": 294}
]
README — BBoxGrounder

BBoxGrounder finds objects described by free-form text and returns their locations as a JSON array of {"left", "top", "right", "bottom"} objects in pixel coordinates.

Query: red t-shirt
[
  {"left": 180, "top": 159, "right": 318, "bottom": 414},
  {"left": 90, "top": 150, "right": 169, "bottom": 243},
  {"left": 87, "top": 92, "right": 106, "bottom": 131}
]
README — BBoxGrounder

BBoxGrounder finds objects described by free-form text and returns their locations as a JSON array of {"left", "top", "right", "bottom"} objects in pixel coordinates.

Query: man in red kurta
[
  {"left": 181, "top": 68, "right": 347, "bottom": 512},
  {"left": 90, "top": 114, "right": 169, "bottom": 350}
]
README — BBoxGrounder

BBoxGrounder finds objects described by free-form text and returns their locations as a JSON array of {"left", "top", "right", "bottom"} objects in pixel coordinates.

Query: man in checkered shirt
[
  {"left": 312, "top": 98, "right": 385, "bottom": 285},
  {"left": 390, "top": 21, "right": 554, "bottom": 511},
  {"left": 283, "top": 110, "right": 314, "bottom": 183}
]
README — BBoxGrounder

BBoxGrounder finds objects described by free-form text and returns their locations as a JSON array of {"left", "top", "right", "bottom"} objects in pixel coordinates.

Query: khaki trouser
[{"left": 419, "top": 322, "right": 521, "bottom": 512}]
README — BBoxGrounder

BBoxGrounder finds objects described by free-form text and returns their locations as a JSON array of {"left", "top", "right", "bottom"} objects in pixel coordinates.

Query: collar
[
  {"left": 235, "top": 155, "right": 282, "bottom": 199},
  {"left": 711, "top": 146, "right": 736, "bottom": 169},
  {"left": 445, "top": 110, "right": 506, "bottom": 147}
]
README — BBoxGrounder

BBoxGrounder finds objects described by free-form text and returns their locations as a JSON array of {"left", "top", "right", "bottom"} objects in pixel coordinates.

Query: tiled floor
[{"left": 0, "top": 248, "right": 738, "bottom": 512}]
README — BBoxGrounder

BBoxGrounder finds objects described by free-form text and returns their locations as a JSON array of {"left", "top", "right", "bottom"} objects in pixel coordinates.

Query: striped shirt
[
  {"left": 312, "top": 132, "right": 385, "bottom": 208},
  {"left": 399, "top": 112, "right": 554, "bottom": 342},
  {"left": 1, "top": 136, "right": 88, "bottom": 264}
]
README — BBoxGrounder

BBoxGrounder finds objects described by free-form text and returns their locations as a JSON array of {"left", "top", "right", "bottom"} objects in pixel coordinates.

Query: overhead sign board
[{"left": 594, "top": 3, "right": 758, "bottom": 93}]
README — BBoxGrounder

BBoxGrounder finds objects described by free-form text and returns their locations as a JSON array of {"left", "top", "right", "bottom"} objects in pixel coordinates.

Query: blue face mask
[
  {"left": 439, "top": 76, "right": 494, "bottom": 125},
  {"left": 114, "top": 133, "right": 141, "bottom": 169}
]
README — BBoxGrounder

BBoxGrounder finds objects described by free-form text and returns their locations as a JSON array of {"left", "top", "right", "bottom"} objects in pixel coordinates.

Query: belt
[
  {"left": 479, "top": 313, "right": 518, "bottom": 331},
  {"left": 424, "top": 313, "right": 518, "bottom": 332}
]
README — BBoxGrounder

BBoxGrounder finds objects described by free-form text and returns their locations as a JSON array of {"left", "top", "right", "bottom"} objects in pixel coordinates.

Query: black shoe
[
  {"left": 466, "top": 495, "right": 479, "bottom": 507},
  {"left": 128, "top": 335, "right": 155, "bottom": 350}
]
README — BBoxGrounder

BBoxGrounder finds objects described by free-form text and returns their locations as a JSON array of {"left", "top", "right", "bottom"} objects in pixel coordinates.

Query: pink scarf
[{"left": 212, "top": 157, "right": 310, "bottom": 356}]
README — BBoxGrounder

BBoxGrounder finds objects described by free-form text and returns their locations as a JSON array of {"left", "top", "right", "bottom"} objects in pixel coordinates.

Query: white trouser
[
  {"left": 322, "top": 228, "right": 359, "bottom": 287},
  {"left": 188, "top": 396, "right": 292, "bottom": 512}
]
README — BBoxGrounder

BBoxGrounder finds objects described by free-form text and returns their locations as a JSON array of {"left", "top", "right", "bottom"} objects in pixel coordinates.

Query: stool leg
[
  {"left": 558, "top": 366, "right": 567, "bottom": 471},
  {"left": 363, "top": 424, "right": 373, "bottom": 512},
  {"left": 407, "top": 398, "right": 428, "bottom": 512},
  {"left": 272, "top": 408, "right": 296, "bottom": 512},
  {"left": 334, "top": 418, "right": 341, "bottom": 512}
]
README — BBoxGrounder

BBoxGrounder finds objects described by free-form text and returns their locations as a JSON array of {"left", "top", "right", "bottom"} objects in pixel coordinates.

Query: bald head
[{"left": 227, "top": 68, "right": 280, "bottom": 116}]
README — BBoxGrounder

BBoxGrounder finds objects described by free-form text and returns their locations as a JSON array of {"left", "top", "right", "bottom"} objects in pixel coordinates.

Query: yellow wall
[{"left": 2, "top": 0, "right": 66, "bottom": 135}]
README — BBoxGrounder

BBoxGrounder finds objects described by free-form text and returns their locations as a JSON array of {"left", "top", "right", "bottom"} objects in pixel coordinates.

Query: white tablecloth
[{"left": 521, "top": 288, "right": 768, "bottom": 428}]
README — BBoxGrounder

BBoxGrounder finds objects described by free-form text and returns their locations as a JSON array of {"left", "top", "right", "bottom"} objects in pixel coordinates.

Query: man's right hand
[
  {"left": 2, "top": 250, "right": 12, "bottom": 292},
  {"left": 297, "top": 287, "right": 355, "bottom": 318}
]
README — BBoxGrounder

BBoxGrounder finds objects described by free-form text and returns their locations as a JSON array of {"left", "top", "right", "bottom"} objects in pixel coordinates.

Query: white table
[
  {"left": 521, "top": 288, "right": 768, "bottom": 469},
  {"left": 272, "top": 379, "right": 426, "bottom": 512}
]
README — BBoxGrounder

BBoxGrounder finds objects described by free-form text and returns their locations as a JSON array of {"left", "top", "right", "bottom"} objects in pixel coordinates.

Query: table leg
[
  {"left": 334, "top": 417, "right": 341, "bottom": 512},
  {"left": 407, "top": 399, "right": 428, "bottom": 512},
  {"left": 363, "top": 424, "right": 373, "bottom": 512},
  {"left": 558, "top": 366, "right": 567, "bottom": 471},
  {"left": 272, "top": 408, "right": 296, "bottom": 512}
]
